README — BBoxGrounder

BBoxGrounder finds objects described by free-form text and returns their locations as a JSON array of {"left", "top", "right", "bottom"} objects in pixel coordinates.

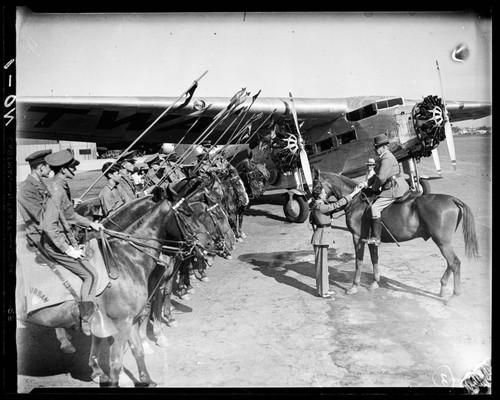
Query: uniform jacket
[
  {"left": 17, "top": 174, "right": 51, "bottom": 247},
  {"left": 163, "top": 161, "right": 186, "bottom": 183},
  {"left": 310, "top": 195, "right": 351, "bottom": 246},
  {"left": 119, "top": 170, "right": 137, "bottom": 199},
  {"left": 99, "top": 183, "right": 131, "bottom": 216},
  {"left": 368, "top": 150, "right": 409, "bottom": 198},
  {"left": 41, "top": 176, "right": 92, "bottom": 253}
]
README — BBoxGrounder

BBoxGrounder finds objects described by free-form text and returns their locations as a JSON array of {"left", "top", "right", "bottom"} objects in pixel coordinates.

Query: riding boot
[
  {"left": 78, "top": 301, "right": 96, "bottom": 336},
  {"left": 367, "top": 218, "right": 382, "bottom": 246}
]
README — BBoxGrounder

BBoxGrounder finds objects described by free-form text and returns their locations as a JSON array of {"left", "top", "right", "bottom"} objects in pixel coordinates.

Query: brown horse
[
  {"left": 317, "top": 170, "right": 479, "bottom": 305},
  {"left": 21, "top": 194, "right": 204, "bottom": 387}
]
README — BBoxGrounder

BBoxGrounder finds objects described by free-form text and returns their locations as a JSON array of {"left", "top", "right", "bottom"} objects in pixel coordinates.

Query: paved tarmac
[{"left": 13, "top": 135, "right": 491, "bottom": 393}]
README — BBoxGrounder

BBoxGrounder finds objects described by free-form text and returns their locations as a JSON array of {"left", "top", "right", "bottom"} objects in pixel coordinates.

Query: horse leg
[
  {"left": 346, "top": 235, "right": 366, "bottom": 295},
  {"left": 436, "top": 243, "right": 462, "bottom": 304},
  {"left": 55, "top": 328, "right": 76, "bottom": 353},
  {"left": 138, "top": 303, "right": 154, "bottom": 355},
  {"left": 367, "top": 243, "right": 380, "bottom": 291},
  {"left": 89, "top": 335, "right": 109, "bottom": 385},
  {"left": 128, "top": 323, "right": 157, "bottom": 387},
  {"left": 108, "top": 323, "right": 131, "bottom": 387},
  {"left": 151, "top": 284, "right": 168, "bottom": 348},
  {"left": 162, "top": 275, "right": 177, "bottom": 327}
]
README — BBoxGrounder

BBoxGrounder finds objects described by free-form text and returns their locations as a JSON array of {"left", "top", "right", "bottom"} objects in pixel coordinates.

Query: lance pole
[{"left": 79, "top": 70, "right": 208, "bottom": 200}]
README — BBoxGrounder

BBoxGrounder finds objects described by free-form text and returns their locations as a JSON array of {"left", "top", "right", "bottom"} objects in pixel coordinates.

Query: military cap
[
  {"left": 45, "top": 148, "right": 80, "bottom": 168},
  {"left": 373, "top": 134, "right": 389, "bottom": 148},
  {"left": 136, "top": 162, "right": 148, "bottom": 171},
  {"left": 119, "top": 149, "right": 136, "bottom": 163},
  {"left": 366, "top": 158, "right": 376, "bottom": 166},
  {"left": 102, "top": 162, "right": 121, "bottom": 176},
  {"left": 165, "top": 152, "right": 180, "bottom": 162},
  {"left": 25, "top": 149, "right": 52, "bottom": 167},
  {"left": 201, "top": 140, "right": 212, "bottom": 148},
  {"left": 144, "top": 153, "right": 160, "bottom": 166}
]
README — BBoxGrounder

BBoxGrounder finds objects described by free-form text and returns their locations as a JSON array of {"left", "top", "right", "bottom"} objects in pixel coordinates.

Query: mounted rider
[
  {"left": 357, "top": 133, "right": 410, "bottom": 246},
  {"left": 17, "top": 149, "right": 53, "bottom": 264},
  {"left": 99, "top": 162, "right": 132, "bottom": 217},
  {"left": 40, "top": 149, "right": 104, "bottom": 335}
]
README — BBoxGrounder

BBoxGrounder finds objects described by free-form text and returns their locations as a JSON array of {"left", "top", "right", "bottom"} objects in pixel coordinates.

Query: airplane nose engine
[
  {"left": 269, "top": 131, "right": 302, "bottom": 173},
  {"left": 411, "top": 95, "right": 447, "bottom": 156}
]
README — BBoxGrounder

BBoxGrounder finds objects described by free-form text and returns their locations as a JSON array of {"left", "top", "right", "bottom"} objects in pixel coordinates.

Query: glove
[
  {"left": 90, "top": 222, "right": 104, "bottom": 231},
  {"left": 356, "top": 181, "right": 368, "bottom": 190},
  {"left": 73, "top": 197, "right": 83, "bottom": 207},
  {"left": 65, "top": 246, "right": 85, "bottom": 259}
]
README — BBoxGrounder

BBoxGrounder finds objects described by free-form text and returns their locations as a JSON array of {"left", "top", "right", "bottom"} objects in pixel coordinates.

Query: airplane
[{"left": 16, "top": 86, "right": 491, "bottom": 223}]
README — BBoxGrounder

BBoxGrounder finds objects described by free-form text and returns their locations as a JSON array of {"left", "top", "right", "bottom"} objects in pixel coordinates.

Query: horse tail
[{"left": 453, "top": 198, "right": 479, "bottom": 259}]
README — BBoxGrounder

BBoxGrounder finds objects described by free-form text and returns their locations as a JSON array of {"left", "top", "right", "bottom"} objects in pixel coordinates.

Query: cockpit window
[
  {"left": 376, "top": 97, "right": 403, "bottom": 109},
  {"left": 346, "top": 97, "right": 403, "bottom": 122},
  {"left": 346, "top": 104, "right": 377, "bottom": 122}
]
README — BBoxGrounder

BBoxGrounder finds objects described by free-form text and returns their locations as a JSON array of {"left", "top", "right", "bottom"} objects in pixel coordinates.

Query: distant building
[{"left": 16, "top": 138, "right": 97, "bottom": 165}]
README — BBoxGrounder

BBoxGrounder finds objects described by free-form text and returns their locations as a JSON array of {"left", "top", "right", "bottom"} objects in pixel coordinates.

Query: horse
[
  {"left": 20, "top": 193, "right": 206, "bottom": 387},
  {"left": 317, "top": 170, "right": 479, "bottom": 305},
  {"left": 235, "top": 157, "right": 270, "bottom": 240}
]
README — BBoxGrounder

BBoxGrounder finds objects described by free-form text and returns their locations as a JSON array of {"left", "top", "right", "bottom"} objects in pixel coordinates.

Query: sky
[{"left": 15, "top": 8, "right": 492, "bottom": 127}]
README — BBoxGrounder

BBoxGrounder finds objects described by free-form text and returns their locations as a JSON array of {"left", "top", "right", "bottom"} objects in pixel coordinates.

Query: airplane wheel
[{"left": 283, "top": 194, "right": 309, "bottom": 223}]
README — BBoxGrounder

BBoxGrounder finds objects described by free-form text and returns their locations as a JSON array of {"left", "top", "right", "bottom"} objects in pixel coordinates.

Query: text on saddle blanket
[{"left": 21, "top": 239, "right": 110, "bottom": 314}]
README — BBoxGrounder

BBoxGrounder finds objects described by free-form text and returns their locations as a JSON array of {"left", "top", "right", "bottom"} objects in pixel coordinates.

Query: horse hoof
[
  {"left": 367, "top": 282, "right": 379, "bottom": 291},
  {"left": 200, "top": 276, "right": 210, "bottom": 282},
  {"left": 166, "top": 318, "right": 178, "bottom": 327},
  {"left": 236, "top": 237, "right": 243, "bottom": 243},
  {"left": 60, "top": 342, "right": 76, "bottom": 354},
  {"left": 91, "top": 372, "right": 109, "bottom": 385},
  {"left": 240, "top": 231, "right": 247, "bottom": 239},
  {"left": 186, "top": 286, "right": 195, "bottom": 294},
  {"left": 345, "top": 286, "right": 358, "bottom": 295}
]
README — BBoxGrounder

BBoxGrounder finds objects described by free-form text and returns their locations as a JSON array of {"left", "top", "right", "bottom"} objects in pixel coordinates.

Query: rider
[
  {"left": 99, "top": 162, "right": 131, "bottom": 217},
  {"left": 117, "top": 150, "right": 139, "bottom": 199},
  {"left": 310, "top": 179, "right": 361, "bottom": 298},
  {"left": 356, "top": 133, "right": 409, "bottom": 246},
  {"left": 40, "top": 149, "right": 104, "bottom": 335},
  {"left": 17, "top": 149, "right": 53, "bottom": 264}
]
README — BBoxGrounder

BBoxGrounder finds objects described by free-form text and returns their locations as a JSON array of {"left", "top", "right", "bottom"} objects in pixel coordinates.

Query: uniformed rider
[
  {"left": 356, "top": 133, "right": 410, "bottom": 246},
  {"left": 40, "top": 149, "right": 104, "bottom": 335},
  {"left": 99, "top": 162, "right": 132, "bottom": 217},
  {"left": 309, "top": 179, "right": 361, "bottom": 298},
  {"left": 17, "top": 149, "right": 53, "bottom": 264}
]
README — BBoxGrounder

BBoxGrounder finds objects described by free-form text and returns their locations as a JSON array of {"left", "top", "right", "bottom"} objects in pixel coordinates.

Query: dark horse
[
  {"left": 21, "top": 193, "right": 207, "bottom": 387},
  {"left": 317, "top": 170, "right": 479, "bottom": 305}
]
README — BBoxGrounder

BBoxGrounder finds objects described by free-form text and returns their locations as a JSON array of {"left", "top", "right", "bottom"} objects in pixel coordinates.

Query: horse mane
[{"left": 318, "top": 171, "right": 357, "bottom": 199}]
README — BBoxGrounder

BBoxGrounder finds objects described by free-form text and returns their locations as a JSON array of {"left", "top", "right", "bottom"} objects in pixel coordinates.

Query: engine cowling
[{"left": 411, "top": 95, "right": 447, "bottom": 157}]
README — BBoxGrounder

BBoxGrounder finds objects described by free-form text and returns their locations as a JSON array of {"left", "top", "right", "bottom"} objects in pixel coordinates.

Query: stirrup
[{"left": 366, "top": 237, "right": 381, "bottom": 246}]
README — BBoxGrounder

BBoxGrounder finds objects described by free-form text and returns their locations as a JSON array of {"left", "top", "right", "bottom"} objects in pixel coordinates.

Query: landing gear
[
  {"left": 402, "top": 158, "right": 431, "bottom": 195},
  {"left": 283, "top": 192, "right": 309, "bottom": 223}
]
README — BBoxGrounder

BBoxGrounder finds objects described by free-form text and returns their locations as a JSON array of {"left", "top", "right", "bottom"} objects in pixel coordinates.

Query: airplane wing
[{"left": 16, "top": 95, "right": 490, "bottom": 146}]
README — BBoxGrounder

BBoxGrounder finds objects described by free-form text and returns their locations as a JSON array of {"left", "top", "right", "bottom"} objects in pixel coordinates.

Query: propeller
[
  {"left": 289, "top": 92, "right": 313, "bottom": 193},
  {"left": 431, "top": 148, "right": 442, "bottom": 176},
  {"left": 436, "top": 60, "right": 457, "bottom": 170}
]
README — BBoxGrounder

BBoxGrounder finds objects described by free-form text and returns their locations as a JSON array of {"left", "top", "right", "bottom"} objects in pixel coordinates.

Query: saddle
[{"left": 25, "top": 240, "right": 115, "bottom": 337}]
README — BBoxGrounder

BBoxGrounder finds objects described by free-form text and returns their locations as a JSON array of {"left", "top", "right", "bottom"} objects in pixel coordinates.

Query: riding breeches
[
  {"left": 313, "top": 245, "right": 329, "bottom": 296},
  {"left": 42, "top": 245, "right": 98, "bottom": 302},
  {"left": 370, "top": 197, "right": 395, "bottom": 219}
]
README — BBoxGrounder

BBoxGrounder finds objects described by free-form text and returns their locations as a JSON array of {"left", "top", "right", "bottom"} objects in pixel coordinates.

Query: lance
[{"left": 79, "top": 70, "right": 208, "bottom": 200}]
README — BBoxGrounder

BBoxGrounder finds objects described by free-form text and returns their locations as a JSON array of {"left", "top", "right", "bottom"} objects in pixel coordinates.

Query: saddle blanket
[{"left": 17, "top": 238, "right": 110, "bottom": 315}]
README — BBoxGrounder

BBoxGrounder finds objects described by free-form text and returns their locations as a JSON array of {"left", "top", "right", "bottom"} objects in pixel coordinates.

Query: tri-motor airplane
[{"left": 16, "top": 80, "right": 491, "bottom": 223}]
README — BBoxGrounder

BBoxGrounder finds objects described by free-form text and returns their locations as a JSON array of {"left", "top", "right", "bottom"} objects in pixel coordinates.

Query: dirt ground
[{"left": 12, "top": 136, "right": 491, "bottom": 393}]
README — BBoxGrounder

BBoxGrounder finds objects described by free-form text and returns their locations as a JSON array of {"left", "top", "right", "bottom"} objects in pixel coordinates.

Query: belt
[{"left": 315, "top": 223, "right": 330, "bottom": 228}]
